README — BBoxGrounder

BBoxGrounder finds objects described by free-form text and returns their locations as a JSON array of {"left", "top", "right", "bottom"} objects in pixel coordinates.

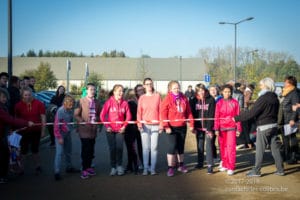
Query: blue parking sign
[{"left": 204, "top": 74, "right": 211, "bottom": 82}]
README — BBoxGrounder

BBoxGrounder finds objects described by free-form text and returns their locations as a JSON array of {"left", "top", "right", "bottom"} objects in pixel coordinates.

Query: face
[
  {"left": 30, "top": 78, "right": 35, "bottom": 85},
  {"left": 58, "top": 86, "right": 65, "bottom": 95},
  {"left": 136, "top": 86, "right": 144, "bottom": 98},
  {"left": 170, "top": 83, "right": 180, "bottom": 95},
  {"left": 113, "top": 86, "right": 123, "bottom": 101},
  {"left": 24, "top": 79, "right": 30, "bottom": 87},
  {"left": 0, "top": 76, "right": 8, "bottom": 86},
  {"left": 222, "top": 88, "right": 231, "bottom": 100},
  {"left": 0, "top": 93, "right": 7, "bottom": 104},
  {"left": 64, "top": 99, "right": 74, "bottom": 110},
  {"left": 22, "top": 90, "right": 32, "bottom": 103},
  {"left": 197, "top": 88, "right": 205, "bottom": 98},
  {"left": 19, "top": 80, "right": 25, "bottom": 88},
  {"left": 87, "top": 85, "right": 96, "bottom": 98},
  {"left": 143, "top": 80, "right": 153, "bottom": 93},
  {"left": 284, "top": 80, "right": 291, "bottom": 88},
  {"left": 209, "top": 87, "right": 217, "bottom": 97}
]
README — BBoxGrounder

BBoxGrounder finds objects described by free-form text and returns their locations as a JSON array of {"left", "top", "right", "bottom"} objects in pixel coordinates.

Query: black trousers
[
  {"left": 0, "top": 138, "right": 9, "bottom": 178},
  {"left": 80, "top": 138, "right": 95, "bottom": 171},
  {"left": 124, "top": 125, "right": 139, "bottom": 170}
]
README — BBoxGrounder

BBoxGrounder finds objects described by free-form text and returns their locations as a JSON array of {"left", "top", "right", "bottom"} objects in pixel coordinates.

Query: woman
[
  {"left": 214, "top": 84, "right": 241, "bottom": 176},
  {"left": 48, "top": 85, "right": 66, "bottom": 146},
  {"left": 137, "top": 78, "right": 162, "bottom": 175},
  {"left": 100, "top": 84, "right": 131, "bottom": 176},
  {"left": 161, "top": 80, "right": 194, "bottom": 177},
  {"left": 190, "top": 83, "right": 216, "bottom": 174},
  {"left": 234, "top": 78, "right": 284, "bottom": 177},
  {"left": 14, "top": 87, "right": 46, "bottom": 175}
]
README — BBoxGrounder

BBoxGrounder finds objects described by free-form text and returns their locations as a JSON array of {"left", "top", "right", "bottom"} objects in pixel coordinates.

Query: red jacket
[
  {"left": 214, "top": 98, "right": 242, "bottom": 132},
  {"left": 161, "top": 92, "right": 194, "bottom": 128},
  {"left": 100, "top": 96, "right": 131, "bottom": 132},
  {"left": 0, "top": 104, "right": 28, "bottom": 139}
]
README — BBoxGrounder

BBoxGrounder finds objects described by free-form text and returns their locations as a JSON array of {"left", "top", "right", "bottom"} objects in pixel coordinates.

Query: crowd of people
[{"left": 0, "top": 71, "right": 299, "bottom": 183}]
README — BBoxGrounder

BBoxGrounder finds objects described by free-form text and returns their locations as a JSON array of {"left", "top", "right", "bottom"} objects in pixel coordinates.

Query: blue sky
[{"left": 0, "top": 0, "right": 300, "bottom": 62}]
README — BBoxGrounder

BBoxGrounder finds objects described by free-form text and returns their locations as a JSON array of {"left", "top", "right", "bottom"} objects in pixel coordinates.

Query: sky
[{"left": 0, "top": 0, "right": 300, "bottom": 62}]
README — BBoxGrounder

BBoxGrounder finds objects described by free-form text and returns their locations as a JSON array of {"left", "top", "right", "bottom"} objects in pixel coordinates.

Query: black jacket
[
  {"left": 189, "top": 95, "right": 215, "bottom": 131},
  {"left": 234, "top": 91, "right": 279, "bottom": 126},
  {"left": 281, "top": 88, "right": 299, "bottom": 124}
]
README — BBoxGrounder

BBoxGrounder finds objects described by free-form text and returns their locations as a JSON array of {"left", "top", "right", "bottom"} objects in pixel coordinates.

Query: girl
[
  {"left": 137, "top": 78, "right": 162, "bottom": 175},
  {"left": 190, "top": 84, "right": 216, "bottom": 174},
  {"left": 214, "top": 84, "right": 241, "bottom": 176},
  {"left": 161, "top": 80, "right": 194, "bottom": 177},
  {"left": 100, "top": 84, "right": 131, "bottom": 176}
]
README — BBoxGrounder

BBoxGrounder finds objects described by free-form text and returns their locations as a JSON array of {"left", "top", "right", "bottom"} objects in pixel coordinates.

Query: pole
[
  {"left": 8, "top": 0, "right": 12, "bottom": 78},
  {"left": 234, "top": 24, "right": 237, "bottom": 82},
  {"left": 66, "top": 59, "right": 70, "bottom": 93}
]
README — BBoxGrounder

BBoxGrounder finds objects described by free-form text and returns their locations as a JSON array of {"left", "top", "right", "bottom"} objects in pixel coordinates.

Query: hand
[
  {"left": 165, "top": 128, "right": 172, "bottom": 134},
  {"left": 236, "top": 131, "right": 240, "bottom": 137},
  {"left": 58, "top": 138, "right": 64, "bottom": 145},
  {"left": 232, "top": 117, "right": 236, "bottom": 122},
  {"left": 289, "top": 120, "right": 295, "bottom": 126},
  {"left": 189, "top": 127, "right": 194, "bottom": 133},
  {"left": 158, "top": 129, "right": 163, "bottom": 134},
  {"left": 138, "top": 127, "right": 143, "bottom": 133},
  {"left": 107, "top": 127, "right": 112, "bottom": 133},
  {"left": 215, "top": 131, "right": 219, "bottom": 136},
  {"left": 292, "top": 104, "right": 300, "bottom": 111},
  {"left": 206, "top": 131, "right": 213, "bottom": 138},
  {"left": 119, "top": 127, "right": 125, "bottom": 134},
  {"left": 28, "top": 121, "right": 34, "bottom": 127}
]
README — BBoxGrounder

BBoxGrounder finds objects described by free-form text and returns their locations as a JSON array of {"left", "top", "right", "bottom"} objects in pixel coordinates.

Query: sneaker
[
  {"left": 54, "top": 173, "right": 62, "bottom": 181},
  {"left": 207, "top": 166, "right": 213, "bottom": 174},
  {"left": 117, "top": 166, "right": 124, "bottom": 176},
  {"left": 66, "top": 167, "right": 80, "bottom": 173},
  {"left": 218, "top": 161, "right": 223, "bottom": 169},
  {"left": 177, "top": 165, "right": 188, "bottom": 173},
  {"left": 167, "top": 168, "right": 175, "bottom": 177},
  {"left": 110, "top": 168, "right": 117, "bottom": 176},
  {"left": 274, "top": 171, "right": 285, "bottom": 176},
  {"left": 80, "top": 170, "right": 89, "bottom": 179},
  {"left": 0, "top": 178, "right": 8, "bottom": 184},
  {"left": 142, "top": 169, "right": 148, "bottom": 175},
  {"left": 246, "top": 169, "right": 261, "bottom": 177},
  {"left": 86, "top": 168, "right": 96, "bottom": 176},
  {"left": 219, "top": 167, "right": 227, "bottom": 172},
  {"left": 227, "top": 170, "right": 234, "bottom": 176},
  {"left": 150, "top": 170, "right": 157, "bottom": 175}
]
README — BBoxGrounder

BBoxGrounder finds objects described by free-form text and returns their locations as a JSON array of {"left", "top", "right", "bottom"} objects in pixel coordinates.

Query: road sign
[{"left": 204, "top": 74, "right": 211, "bottom": 83}]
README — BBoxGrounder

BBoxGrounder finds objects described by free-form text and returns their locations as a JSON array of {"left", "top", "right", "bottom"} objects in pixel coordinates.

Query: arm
[
  {"left": 74, "top": 99, "right": 83, "bottom": 123},
  {"left": 206, "top": 99, "right": 216, "bottom": 132},
  {"left": 137, "top": 97, "right": 143, "bottom": 129}
]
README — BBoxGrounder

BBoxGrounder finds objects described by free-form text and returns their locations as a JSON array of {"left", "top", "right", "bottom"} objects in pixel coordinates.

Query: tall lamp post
[{"left": 219, "top": 17, "right": 254, "bottom": 82}]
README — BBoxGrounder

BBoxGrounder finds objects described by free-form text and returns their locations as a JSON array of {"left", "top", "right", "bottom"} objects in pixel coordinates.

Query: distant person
[
  {"left": 184, "top": 85, "right": 195, "bottom": 101},
  {"left": 29, "top": 76, "right": 36, "bottom": 93},
  {"left": 0, "top": 88, "right": 34, "bottom": 184},
  {"left": 234, "top": 78, "right": 284, "bottom": 177},
  {"left": 74, "top": 83, "right": 101, "bottom": 179},
  {"left": 0, "top": 72, "right": 9, "bottom": 89},
  {"left": 232, "top": 83, "right": 244, "bottom": 109},
  {"left": 23, "top": 76, "right": 30, "bottom": 88},
  {"left": 8, "top": 76, "right": 21, "bottom": 115},
  {"left": 100, "top": 84, "right": 131, "bottom": 176},
  {"left": 214, "top": 84, "right": 241, "bottom": 176}
]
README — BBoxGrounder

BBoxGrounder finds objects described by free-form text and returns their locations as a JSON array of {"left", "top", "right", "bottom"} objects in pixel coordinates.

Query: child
[
  {"left": 100, "top": 84, "right": 131, "bottom": 176},
  {"left": 53, "top": 95, "right": 79, "bottom": 181}
]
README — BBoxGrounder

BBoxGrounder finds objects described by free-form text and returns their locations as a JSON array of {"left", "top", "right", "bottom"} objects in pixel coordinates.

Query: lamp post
[{"left": 219, "top": 17, "right": 254, "bottom": 82}]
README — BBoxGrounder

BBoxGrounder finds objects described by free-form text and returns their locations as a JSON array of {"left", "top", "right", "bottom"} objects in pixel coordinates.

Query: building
[{"left": 0, "top": 57, "right": 208, "bottom": 93}]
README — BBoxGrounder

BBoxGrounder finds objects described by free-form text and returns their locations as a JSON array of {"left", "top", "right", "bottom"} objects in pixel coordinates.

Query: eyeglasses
[{"left": 144, "top": 83, "right": 153, "bottom": 86}]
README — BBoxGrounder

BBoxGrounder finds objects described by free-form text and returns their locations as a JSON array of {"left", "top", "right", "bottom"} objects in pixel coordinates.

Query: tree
[
  {"left": 27, "top": 49, "right": 36, "bottom": 57},
  {"left": 86, "top": 72, "right": 103, "bottom": 91},
  {"left": 38, "top": 49, "right": 43, "bottom": 57},
  {"left": 20, "top": 62, "right": 57, "bottom": 91}
]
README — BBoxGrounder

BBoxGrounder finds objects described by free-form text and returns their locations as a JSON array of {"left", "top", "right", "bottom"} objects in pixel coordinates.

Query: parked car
[{"left": 33, "top": 91, "right": 56, "bottom": 108}]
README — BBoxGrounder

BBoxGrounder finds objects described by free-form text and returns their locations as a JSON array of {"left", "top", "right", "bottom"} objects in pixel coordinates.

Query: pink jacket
[
  {"left": 100, "top": 96, "right": 131, "bottom": 132},
  {"left": 214, "top": 98, "right": 242, "bottom": 132}
]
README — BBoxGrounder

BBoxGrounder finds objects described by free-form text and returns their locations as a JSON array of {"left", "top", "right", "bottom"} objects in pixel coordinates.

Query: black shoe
[
  {"left": 287, "top": 159, "right": 297, "bottom": 165},
  {"left": 194, "top": 164, "right": 203, "bottom": 169},
  {"left": 274, "top": 171, "right": 285, "bottom": 176},
  {"left": 54, "top": 173, "right": 62, "bottom": 181},
  {"left": 66, "top": 167, "right": 80, "bottom": 173},
  {"left": 207, "top": 166, "right": 213, "bottom": 174},
  {"left": 0, "top": 178, "right": 8, "bottom": 184},
  {"left": 246, "top": 169, "right": 261, "bottom": 177}
]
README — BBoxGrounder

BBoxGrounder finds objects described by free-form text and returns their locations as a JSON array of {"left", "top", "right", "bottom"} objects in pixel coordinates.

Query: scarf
[
  {"left": 88, "top": 97, "right": 96, "bottom": 123},
  {"left": 258, "top": 89, "right": 270, "bottom": 97},
  {"left": 282, "top": 85, "right": 295, "bottom": 97}
]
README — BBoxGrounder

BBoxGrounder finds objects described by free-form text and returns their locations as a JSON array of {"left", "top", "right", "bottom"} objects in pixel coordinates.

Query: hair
[
  {"left": 234, "top": 82, "right": 241, "bottom": 89},
  {"left": 86, "top": 83, "right": 96, "bottom": 89},
  {"left": 109, "top": 84, "right": 124, "bottom": 97},
  {"left": 0, "top": 72, "right": 9, "bottom": 78},
  {"left": 124, "top": 88, "right": 136, "bottom": 100},
  {"left": 143, "top": 77, "right": 155, "bottom": 92},
  {"left": 20, "top": 86, "right": 33, "bottom": 97},
  {"left": 63, "top": 94, "right": 75, "bottom": 108},
  {"left": 209, "top": 84, "right": 220, "bottom": 94},
  {"left": 195, "top": 83, "right": 208, "bottom": 96},
  {"left": 134, "top": 84, "right": 144, "bottom": 96},
  {"left": 259, "top": 77, "right": 275, "bottom": 92},
  {"left": 167, "top": 80, "right": 180, "bottom": 92},
  {"left": 284, "top": 75, "right": 297, "bottom": 87},
  {"left": 55, "top": 85, "right": 65, "bottom": 96},
  {"left": 220, "top": 84, "right": 233, "bottom": 95},
  {"left": 9, "top": 75, "right": 19, "bottom": 86},
  {"left": 248, "top": 83, "right": 255, "bottom": 90},
  {"left": 23, "top": 76, "right": 30, "bottom": 80}
]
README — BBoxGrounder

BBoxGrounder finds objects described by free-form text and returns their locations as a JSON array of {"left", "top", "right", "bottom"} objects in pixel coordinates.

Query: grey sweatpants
[{"left": 254, "top": 127, "right": 284, "bottom": 173}]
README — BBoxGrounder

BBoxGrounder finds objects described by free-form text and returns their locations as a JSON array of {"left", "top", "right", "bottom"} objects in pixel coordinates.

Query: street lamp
[{"left": 219, "top": 17, "right": 254, "bottom": 82}]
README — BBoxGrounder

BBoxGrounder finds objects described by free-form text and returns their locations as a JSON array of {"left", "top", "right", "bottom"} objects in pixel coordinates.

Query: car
[{"left": 33, "top": 91, "right": 56, "bottom": 108}]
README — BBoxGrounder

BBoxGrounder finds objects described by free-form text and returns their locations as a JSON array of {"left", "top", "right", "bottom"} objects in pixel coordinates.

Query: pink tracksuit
[{"left": 214, "top": 98, "right": 241, "bottom": 170}]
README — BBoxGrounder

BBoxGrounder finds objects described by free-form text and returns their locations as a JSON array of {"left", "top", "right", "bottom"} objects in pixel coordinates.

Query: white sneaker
[
  {"left": 218, "top": 161, "right": 223, "bottom": 169},
  {"left": 110, "top": 168, "right": 117, "bottom": 176},
  {"left": 219, "top": 167, "right": 227, "bottom": 172},
  {"left": 117, "top": 166, "right": 124, "bottom": 176},
  {"left": 227, "top": 170, "right": 234, "bottom": 176},
  {"left": 142, "top": 169, "right": 148, "bottom": 176}
]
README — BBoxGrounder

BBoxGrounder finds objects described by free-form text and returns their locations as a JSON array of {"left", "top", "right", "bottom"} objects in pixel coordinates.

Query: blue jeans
[
  {"left": 54, "top": 133, "right": 72, "bottom": 173},
  {"left": 141, "top": 124, "right": 159, "bottom": 172},
  {"left": 106, "top": 132, "right": 124, "bottom": 168}
]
